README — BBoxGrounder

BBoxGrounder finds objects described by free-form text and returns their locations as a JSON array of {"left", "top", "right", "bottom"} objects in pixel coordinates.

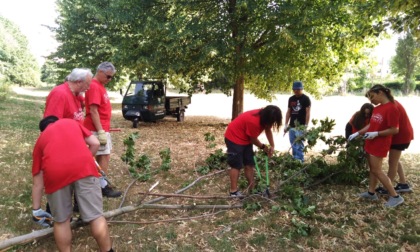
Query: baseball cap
[{"left": 292, "top": 81, "right": 303, "bottom": 90}]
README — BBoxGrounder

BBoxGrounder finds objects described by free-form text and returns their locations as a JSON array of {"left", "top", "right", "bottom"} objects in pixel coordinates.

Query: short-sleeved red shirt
[
  {"left": 364, "top": 102, "right": 399, "bottom": 157},
  {"left": 392, "top": 100, "right": 414, "bottom": 145},
  {"left": 32, "top": 119, "right": 99, "bottom": 194},
  {"left": 44, "top": 83, "right": 84, "bottom": 123},
  {"left": 224, "top": 109, "right": 264, "bottom": 145},
  {"left": 83, "top": 79, "right": 112, "bottom": 132}
]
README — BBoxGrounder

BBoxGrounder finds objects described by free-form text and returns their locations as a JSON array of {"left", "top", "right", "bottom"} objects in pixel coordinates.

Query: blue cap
[{"left": 293, "top": 81, "right": 303, "bottom": 90}]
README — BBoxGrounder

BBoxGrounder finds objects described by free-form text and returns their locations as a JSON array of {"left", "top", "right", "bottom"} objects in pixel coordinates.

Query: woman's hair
[
  {"left": 258, "top": 105, "right": 282, "bottom": 132},
  {"left": 365, "top": 84, "right": 394, "bottom": 102},
  {"left": 352, "top": 103, "right": 374, "bottom": 130}
]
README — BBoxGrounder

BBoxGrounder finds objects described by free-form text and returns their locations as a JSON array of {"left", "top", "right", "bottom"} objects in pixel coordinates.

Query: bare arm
[
  {"left": 89, "top": 104, "right": 103, "bottom": 132},
  {"left": 284, "top": 108, "right": 291, "bottom": 132},
  {"left": 264, "top": 127, "right": 275, "bottom": 157},
  {"left": 378, "top": 127, "right": 399, "bottom": 137},
  {"left": 85, "top": 135, "right": 100, "bottom": 155},
  {"left": 32, "top": 172, "right": 44, "bottom": 210}
]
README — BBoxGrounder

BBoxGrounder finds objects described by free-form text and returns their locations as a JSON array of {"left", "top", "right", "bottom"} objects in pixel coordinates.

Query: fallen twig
[
  {"left": 137, "top": 192, "right": 234, "bottom": 200},
  {"left": 108, "top": 210, "right": 226, "bottom": 225},
  {"left": 0, "top": 169, "right": 227, "bottom": 250}
]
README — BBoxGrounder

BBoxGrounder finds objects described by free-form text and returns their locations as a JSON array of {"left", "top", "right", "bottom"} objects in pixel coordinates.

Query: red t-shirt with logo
[
  {"left": 44, "top": 83, "right": 84, "bottom": 123},
  {"left": 392, "top": 100, "right": 414, "bottom": 145},
  {"left": 32, "top": 119, "right": 99, "bottom": 194},
  {"left": 364, "top": 102, "right": 399, "bottom": 157},
  {"left": 225, "top": 109, "right": 263, "bottom": 145},
  {"left": 83, "top": 79, "right": 112, "bottom": 132}
]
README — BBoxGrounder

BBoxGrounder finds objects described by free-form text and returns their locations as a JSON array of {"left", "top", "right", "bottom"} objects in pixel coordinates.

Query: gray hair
[
  {"left": 97, "top": 62, "right": 116, "bottom": 74},
  {"left": 67, "top": 68, "right": 93, "bottom": 82}
]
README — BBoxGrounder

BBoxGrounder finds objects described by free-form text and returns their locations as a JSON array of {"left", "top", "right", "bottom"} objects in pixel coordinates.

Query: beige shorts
[
  {"left": 46, "top": 176, "right": 103, "bottom": 223},
  {"left": 92, "top": 131, "right": 112, "bottom": 155}
]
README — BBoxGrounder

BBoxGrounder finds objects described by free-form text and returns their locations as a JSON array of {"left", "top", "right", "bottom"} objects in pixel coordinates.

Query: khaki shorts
[
  {"left": 92, "top": 131, "right": 112, "bottom": 155},
  {"left": 46, "top": 176, "right": 103, "bottom": 223}
]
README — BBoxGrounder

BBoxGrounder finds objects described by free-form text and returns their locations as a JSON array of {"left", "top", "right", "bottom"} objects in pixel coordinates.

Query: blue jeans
[{"left": 289, "top": 128, "right": 304, "bottom": 162}]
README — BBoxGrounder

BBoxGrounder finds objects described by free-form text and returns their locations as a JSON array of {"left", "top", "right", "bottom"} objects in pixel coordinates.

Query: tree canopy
[
  {"left": 0, "top": 16, "right": 40, "bottom": 87},
  {"left": 390, "top": 32, "right": 420, "bottom": 94},
  {"left": 51, "top": 0, "right": 400, "bottom": 119}
]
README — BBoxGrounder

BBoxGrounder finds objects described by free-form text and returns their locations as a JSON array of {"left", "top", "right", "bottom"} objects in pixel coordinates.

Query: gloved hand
[
  {"left": 348, "top": 132, "right": 359, "bottom": 141},
  {"left": 284, "top": 126, "right": 290, "bottom": 134},
  {"left": 32, "top": 208, "right": 53, "bottom": 228},
  {"left": 97, "top": 130, "right": 107, "bottom": 145},
  {"left": 363, "top": 132, "right": 379, "bottom": 139}
]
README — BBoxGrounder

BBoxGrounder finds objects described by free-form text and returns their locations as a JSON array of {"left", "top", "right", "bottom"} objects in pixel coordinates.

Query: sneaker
[
  {"left": 229, "top": 191, "right": 244, "bottom": 197},
  {"left": 375, "top": 186, "right": 389, "bottom": 195},
  {"left": 394, "top": 183, "right": 412, "bottom": 193},
  {"left": 102, "top": 185, "right": 122, "bottom": 198},
  {"left": 359, "top": 191, "right": 379, "bottom": 200},
  {"left": 384, "top": 195, "right": 404, "bottom": 207}
]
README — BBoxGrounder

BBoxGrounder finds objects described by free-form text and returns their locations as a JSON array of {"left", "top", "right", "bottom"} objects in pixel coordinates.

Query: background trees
[
  {"left": 0, "top": 16, "right": 40, "bottom": 89},
  {"left": 390, "top": 32, "right": 420, "bottom": 95},
  {"left": 52, "top": 0, "right": 392, "bottom": 119}
]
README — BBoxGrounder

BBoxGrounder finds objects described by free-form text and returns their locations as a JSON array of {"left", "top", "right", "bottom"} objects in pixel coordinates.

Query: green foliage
[
  {"left": 121, "top": 132, "right": 172, "bottom": 181},
  {"left": 390, "top": 32, "right": 420, "bottom": 95},
  {"left": 52, "top": 0, "right": 395, "bottom": 118},
  {"left": 159, "top": 148, "right": 171, "bottom": 171},
  {"left": 197, "top": 133, "right": 227, "bottom": 175},
  {"left": 0, "top": 16, "right": 41, "bottom": 87}
]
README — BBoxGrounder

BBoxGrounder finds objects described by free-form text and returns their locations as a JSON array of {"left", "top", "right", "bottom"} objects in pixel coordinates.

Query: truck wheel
[
  {"left": 133, "top": 118, "right": 139, "bottom": 128},
  {"left": 177, "top": 110, "right": 185, "bottom": 122}
]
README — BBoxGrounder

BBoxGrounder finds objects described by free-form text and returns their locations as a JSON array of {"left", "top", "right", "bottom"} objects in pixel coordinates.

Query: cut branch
[{"left": 0, "top": 169, "right": 228, "bottom": 251}]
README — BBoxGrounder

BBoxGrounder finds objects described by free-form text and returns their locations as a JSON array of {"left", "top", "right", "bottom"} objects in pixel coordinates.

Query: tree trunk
[{"left": 231, "top": 74, "right": 244, "bottom": 120}]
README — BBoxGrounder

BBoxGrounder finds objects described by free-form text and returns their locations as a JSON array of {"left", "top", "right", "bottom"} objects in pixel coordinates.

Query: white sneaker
[{"left": 384, "top": 195, "right": 404, "bottom": 207}]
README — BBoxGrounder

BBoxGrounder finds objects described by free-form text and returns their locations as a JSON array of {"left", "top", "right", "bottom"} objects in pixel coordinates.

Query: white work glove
[
  {"left": 347, "top": 132, "right": 359, "bottom": 141},
  {"left": 97, "top": 130, "right": 107, "bottom": 145},
  {"left": 32, "top": 208, "right": 53, "bottom": 228},
  {"left": 363, "top": 132, "right": 379, "bottom": 139}
]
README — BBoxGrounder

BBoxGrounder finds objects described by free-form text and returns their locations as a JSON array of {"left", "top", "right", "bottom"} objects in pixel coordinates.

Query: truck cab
[{"left": 121, "top": 80, "right": 191, "bottom": 128}]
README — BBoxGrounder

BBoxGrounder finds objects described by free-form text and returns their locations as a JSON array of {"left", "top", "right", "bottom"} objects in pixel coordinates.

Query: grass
[{"left": 0, "top": 89, "right": 419, "bottom": 251}]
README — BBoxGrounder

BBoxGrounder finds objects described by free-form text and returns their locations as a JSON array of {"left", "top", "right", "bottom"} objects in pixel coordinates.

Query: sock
[
  {"left": 100, "top": 177, "right": 108, "bottom": 188},
  {"left": 393, "top": 195, "right": 400, "bottom": 198}
]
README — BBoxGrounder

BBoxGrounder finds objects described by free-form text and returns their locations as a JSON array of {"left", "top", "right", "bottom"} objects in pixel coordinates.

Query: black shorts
[
  {"left": 225, "top": 138, "right": 254, "bottom": 169},
  {"left": 390, "top": 143, "right": 410, "bottom": 151}
]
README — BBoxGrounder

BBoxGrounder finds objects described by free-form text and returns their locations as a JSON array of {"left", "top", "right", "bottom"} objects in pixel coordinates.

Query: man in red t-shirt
[
  {"left": 31, "top": 116, "right": 114, "bottom": 252},
  {"left": 84, "top": 62, "right": 121, "bottom": 197},
  {"left": 44, "top": 68, "right": 93, "bottom": 124},
  {"left": 224, "top": 105, "right": 282, "bottom": 196}
]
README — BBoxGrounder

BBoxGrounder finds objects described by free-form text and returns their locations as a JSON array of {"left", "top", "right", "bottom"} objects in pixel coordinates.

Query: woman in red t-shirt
[
  {"left": 348, "top": 85, "right": 404, "bottom": 207},
  {"left": 224, "top": 105, "right": 282, "bottom": 197},
  {"left": 345, "top": 103, "right": 374, "bottom": 139},
  {"left": 386, "top": 100, "right": 414, "bottom": 193}
]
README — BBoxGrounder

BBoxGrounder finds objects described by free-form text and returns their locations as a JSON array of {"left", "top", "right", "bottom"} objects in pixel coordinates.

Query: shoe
[
  {"left": 359, "top": 191, "right": 379, "bottom": 200},
  {"left": 102, "top": 185, "right": 122, "bottom": 198},
  {"left": 375, "top": 186, "right": 389, "bottom": 195},
  {"left": 394, "top": 183, "right": 412, "bottom": 193},
  {"left": 384, "top": 195, "right": 404, "bottom": 207},
  {"left": 229, "top": 191, "right": 243, "bottom": 197}
]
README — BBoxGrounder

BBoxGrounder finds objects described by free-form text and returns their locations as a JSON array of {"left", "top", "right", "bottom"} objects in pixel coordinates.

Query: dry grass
[{"left": 0, "top": 89, "right": 419, "bottom": 251}]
